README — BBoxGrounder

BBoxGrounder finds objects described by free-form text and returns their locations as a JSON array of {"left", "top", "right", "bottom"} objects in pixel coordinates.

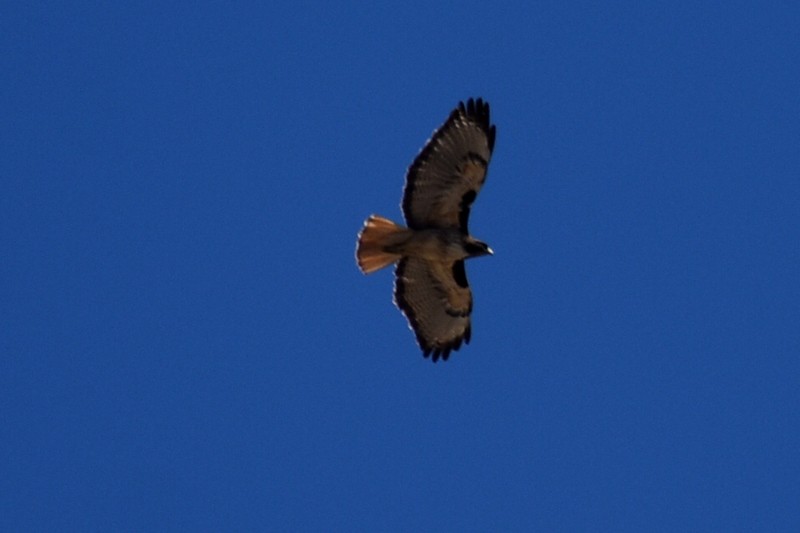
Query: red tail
[{"left": 355, "top": 215, "right": 407, "bottom": 274}]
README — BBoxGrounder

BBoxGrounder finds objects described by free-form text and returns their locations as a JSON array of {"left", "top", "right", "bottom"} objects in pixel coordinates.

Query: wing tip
[
  {"left": 419, "top": 330, "right": 470, "bottom": 363},
  {"left": 458, "top": 97, "right": 495, "bottom": 153}
]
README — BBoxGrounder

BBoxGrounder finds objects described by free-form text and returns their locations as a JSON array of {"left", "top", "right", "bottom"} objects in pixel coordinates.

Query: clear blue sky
[{"left": 2, "top": 2, "right": 799, "bottom": 531}]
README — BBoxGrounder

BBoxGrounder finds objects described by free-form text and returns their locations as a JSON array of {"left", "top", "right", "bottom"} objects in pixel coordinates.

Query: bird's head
[{"left": 464, "top": 237, "right": 493, "bottom": 258}]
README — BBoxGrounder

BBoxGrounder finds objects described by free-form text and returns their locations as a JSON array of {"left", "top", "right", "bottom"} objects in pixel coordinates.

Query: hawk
[{"left": 355, "top": 98, "right": 496, "bottom": 362}]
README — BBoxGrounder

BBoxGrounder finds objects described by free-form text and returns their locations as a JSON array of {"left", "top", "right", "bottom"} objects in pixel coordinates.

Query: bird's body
[
  {"left": 358, "top": 215, "right": 491, "bottom": 270},
  {"left": 356, "top": 98, "right": 496, "bottom": 362}
]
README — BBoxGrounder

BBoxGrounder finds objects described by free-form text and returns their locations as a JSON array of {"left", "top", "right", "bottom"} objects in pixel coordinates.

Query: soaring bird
[{"left": 356, "top": 98, "right": 496, "bottom": 362}]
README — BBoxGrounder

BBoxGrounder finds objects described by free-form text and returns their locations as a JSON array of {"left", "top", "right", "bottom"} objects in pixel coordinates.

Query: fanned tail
[{"left": 356, "top": 215, "right": 407, "bottom": 274}]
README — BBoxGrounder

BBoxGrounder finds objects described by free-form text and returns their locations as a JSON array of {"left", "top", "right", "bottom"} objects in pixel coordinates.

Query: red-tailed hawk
[{"left": 356, "top": 98, "right": 496, "bottom": 362}]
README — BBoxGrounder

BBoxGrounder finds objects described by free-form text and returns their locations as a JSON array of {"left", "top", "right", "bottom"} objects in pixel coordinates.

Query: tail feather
[{"left": 356, "top": 215, "right": 407, "bottom": 274}]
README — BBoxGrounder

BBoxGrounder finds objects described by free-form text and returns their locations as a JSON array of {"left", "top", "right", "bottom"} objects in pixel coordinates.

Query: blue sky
[{"left": 2, "top": 2, "right": 799, "bottom": 531}]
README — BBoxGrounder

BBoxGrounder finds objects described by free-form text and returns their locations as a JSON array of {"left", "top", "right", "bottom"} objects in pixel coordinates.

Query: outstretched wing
[
  {"left": 402, "top": 98, "right": 496, "bottom": 232},
  {"left": 394, "top": 257, "right": 473, "bottom": 362}
]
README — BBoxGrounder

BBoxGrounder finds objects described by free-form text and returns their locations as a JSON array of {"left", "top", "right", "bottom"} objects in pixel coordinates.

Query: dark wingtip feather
[
  {"left": 419, "top": 341, "right": 462, "bottom": 363},
  {"left": 459, "top": 97, "right": 495, "bottom": 154}
]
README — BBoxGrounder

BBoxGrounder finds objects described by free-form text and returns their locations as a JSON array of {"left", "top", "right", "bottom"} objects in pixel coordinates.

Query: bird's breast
[{"left": 398, "top": 229, "right": 469, "bottom": 261}]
